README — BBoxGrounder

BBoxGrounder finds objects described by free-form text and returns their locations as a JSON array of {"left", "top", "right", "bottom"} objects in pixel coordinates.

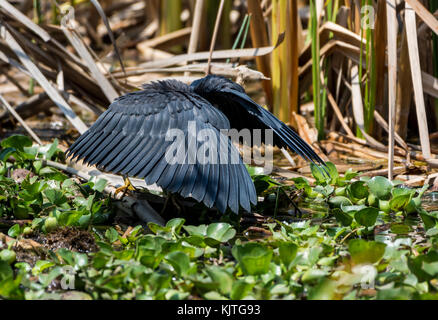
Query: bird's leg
[
  {"left": 289, "top": 196, "right": 302, "bottom": 218},
  {"left": 160, "top": 192, "right": 171, "bottom": 215},
  {"left": 160, "top": 192, "right": 183, "bottom": 216},
  {"left": 170, "top": 195, "right": 182, "bottom": 215},
  {"left": 281, "top": 188, "right": 302, "bottom": 218},
  {"left": 115, "top": 175, "right": 136, "bottom": 195}
]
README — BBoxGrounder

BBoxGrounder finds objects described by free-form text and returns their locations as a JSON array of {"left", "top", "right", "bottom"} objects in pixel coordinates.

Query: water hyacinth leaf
[
  {"left": 92, "top": 178, "right": 107, "bottom": 193},
  {"left": 291, "top": 177, "right": 310, "bottom": 189},
  {"left": 183, "top": 235, "right": 207, "bottom": 248},
  {"left": 7, "top": 224, "right": 20, "bottom": 238},
  {"left": 310, "top": 163, "right": 329, "bottom": 184},
  {"left": 307, "top": 247, "right": 323, "bottom": 266},
  {"left": 39, "top": 167, "right": 68, "bottom": 182},
  {"left": 32, "top": 260, "right": 55, "bottom": 275},
  {"left": 33, "top": 160, "right": 42, "bottom": 174},
  {"left": 419, "top": 208, "right": 437, "bottom": 230},
  {"left": 379, "top": 199, "right": 391, "bottom": 213},
  {"left": 253, "top": 175, "right": 278, "bottom": 194},
  {"left": 427, "top": 211, "right": 438, "bottom": 219},
  {"left": 43, "top": 189, "right": 67, "bottom": 206},
  {"left": 232, "top": 242, "right": 273, "bottom": 276},
  {"left": 391, "top": 180, "right": 404, "bottom": 187},
  {"left": 46, "top": 140, "right": 59, "bottom": 160},
  {"left": 0, "top": 148, "right": 16, "bottom": 162},
  {"left": 376, "top": 287, "right": 413, "bottom": 300},
  {"left": 301, "top": 269, "right": 329, "bottom": 283},
  {"left": 206, "top": 266, "right": 233, "bottom": 295},
  {"left": 367, "top": 193, "right": 378, "bottom": 207},
  {"left": 308, "top": 279, "right": 337, "bottom": 300},
  {"left": 329, "top": 196, "right": 352, "bottom": 208},
  {"left": 325, "top": 162, "right": 339, "bottom": 184},
  {"left": 166, "top": 218, "right": 186, "bottom": 234},
  {"left": 148, "top": 222, "right": 166, "bottom": 235},
  {"left": 313, "top": 185, "right": 334, "bottom": 197},
  {"left": 333, "top": 208, "right": 353, "bottom": 226},
  {"left": 56, "top": 248, "right": 75, "bottom": 265},
  {"left": 408, "top": 250, "right": 438, "bottom": 282},
  {"left": 205, "top": 223, "right": 236, "bottom": 245},
  {"left": 12, "top": 203, "right": 30, "bottom": 219},
  {"left": 426, "top": 227, "right": 438, "bottom": 237},
  {"left": 422, "top": 261, "right": 438, "bottom": 277},
  {"left": 148, "top": 271, "right": 171, "bottom": 292},
  {"left": 78, "top": 214, "right": 91, "bottom": 227},
  {"left": 416, "top": 184, "right": 429, "bottom": 198},
  {"left": 105, "top": 227, "right": 119, "bottom": 243},
  {"left": 0, "top": 162, "right": 6, "bottom": 176},
  {"left": 278, "top": 242, "right": 298, "bottom": 267},
  {"left": 0, "top": 135, "right": 32, "bottom": 151},
  {"left": 246, "top": 165, "right": 266, "bottom": 177},
  {"left": 344, "top": 169, "right": 359, "bottom": 181},
  {"left": 127, "top": 225, "right": 143, "bottom": 240},
  {"left": 38, "top": 266, "right": 64, "bottom": 287},
  {"left": 335, "top": 186, "right": 347, "bottom": 196},
  {"left": 354, "top": 207, "right": 379, "bottom": 227},
  {"left": 0, "top": 249, "right": 15, "bottom": 265},
  {"left": 38, "top": 138, "right": 59, "bottom": 160},
  {"left": 389, "top": 194, "right": 412, "bottom": 212},
  {"left": 392, "top": 187, "right": 415, "bottom": 197},
  {"left": 291, "top": 177, "right": 312, "bottom": 195},
  {"left": 405, "top": 196, "right": 422, "bottom": 214},
  {"left": 202, "top": 291, "right": 228, "bottom": 300},
  {"left": 348, "top": 181, "right": 369, "bottom": 200},
  {"left": 183, "top": 224, "right": 208, "bottom": 236},
  {"left": 348, "top": 239, "right": 386, "bottom": 264},
  {"left": 230, "top": 280, "right": 254, "bottom": 300},
  {"left": 318, "top": 256, "right": 338, "bottom": 267},
  {"left": 367, "top": 176, "right": 393, "bottom": 200},
  {"left": 0, "top": 261, "right": 13, "bottom": 281},
  {"left": 165, "top": 251, "right": 191, "bottom": 276},
  {"left": 341, "top": 204, "right": 367, "bottom": 213},
  {"left": 62, "top": 251, "right": 88, "bottom": 269}
]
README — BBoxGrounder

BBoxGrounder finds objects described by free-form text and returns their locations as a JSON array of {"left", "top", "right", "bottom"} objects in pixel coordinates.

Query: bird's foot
[{"left": 115, "top": 177, "right": 136, "bottom": 196}]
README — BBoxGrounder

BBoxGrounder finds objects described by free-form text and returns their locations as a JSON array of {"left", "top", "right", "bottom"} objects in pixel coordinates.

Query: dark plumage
[{"left": 66, "top": 75, "right": 328, "bottom": 214}]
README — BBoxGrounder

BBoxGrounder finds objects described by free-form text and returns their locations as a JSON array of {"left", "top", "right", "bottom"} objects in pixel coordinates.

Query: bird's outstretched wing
[
  {"left": 66, "top": 80, "right": 256, "bottom": 213},
  {"left": 191, "top": 75, "right": 328, "bottom": 171}
]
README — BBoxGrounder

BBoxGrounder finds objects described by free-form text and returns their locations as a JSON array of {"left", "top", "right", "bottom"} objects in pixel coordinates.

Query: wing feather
[
  {"left": 67, "top": 80, "right": 256, "bottom": 213},
  {"left": 191, "top": 75, "right": 329, "bottom": 174}
]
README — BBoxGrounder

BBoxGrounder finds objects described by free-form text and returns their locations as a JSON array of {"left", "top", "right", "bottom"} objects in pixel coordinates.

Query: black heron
[{"left": 66, "top": 75, "right": 328, "bottom": 214}]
